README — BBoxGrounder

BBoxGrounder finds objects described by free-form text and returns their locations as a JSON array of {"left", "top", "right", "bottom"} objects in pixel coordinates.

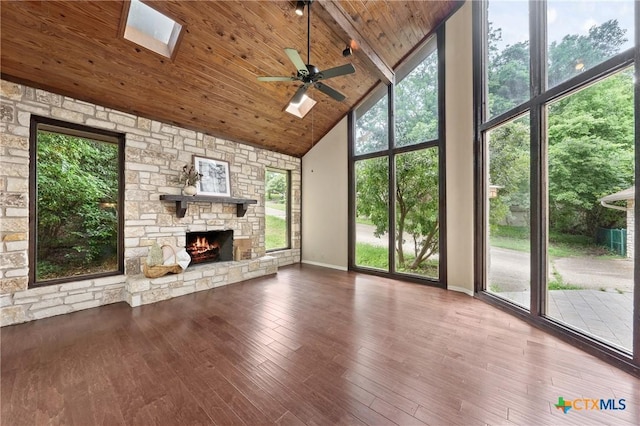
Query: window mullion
[
  {"left": 388, "top": 83, "right": 396, "bottom": 274},
  {"left": 529, "top": 0, "right": 546, "bottom": 317}
]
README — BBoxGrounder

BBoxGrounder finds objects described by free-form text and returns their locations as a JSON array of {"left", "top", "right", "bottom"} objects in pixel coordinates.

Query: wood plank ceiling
[{"left": 1, "top": 1, "right": 458, "bottom": 157}]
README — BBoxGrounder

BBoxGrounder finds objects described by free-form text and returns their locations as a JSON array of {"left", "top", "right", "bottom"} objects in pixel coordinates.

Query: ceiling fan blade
[
  {"left": 290, "top": 85, "right": 310, "bottom": 105},
  {"left": 319, "top": 63, "right": 356, "bottom": 80},
  {"left": 314, "top": 82, "right": 346, "bottom": 102},
  {"left": 284, "top": 48, "right": 308, "bottom": 75},
  {"left": 257, "top": 76, "right": 297, "bottom": 82}
]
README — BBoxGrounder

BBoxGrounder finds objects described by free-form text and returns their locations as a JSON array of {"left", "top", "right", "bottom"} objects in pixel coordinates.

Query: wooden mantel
[{"left": 159, "top": 195, "right": 257, "bottom": 218}]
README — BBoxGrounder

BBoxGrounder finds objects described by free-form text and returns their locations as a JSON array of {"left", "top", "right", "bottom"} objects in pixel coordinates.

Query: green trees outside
[
  {"left": 265, "top": 169, "right": 288, "bottom": 251},
  {"left": 355, "top": 17, "right": 633, "bottom": 274},
  {"left": 488, "top": 19, "right": 633, "bottom": 239},
  {"left": 36, "top": 132, "right": 119, "bottom": 280},
  {"left": 265, "top": 169, "right": 286, "bottom": 202},
  {"left": 356, "top": 51, "right": 439, "bottom": 273},
  {"left": 488, "top": 115, "right": 530, "bottom": 230},
  {"left": 547, "top": 70, "right": 634, "bottom": 235}
]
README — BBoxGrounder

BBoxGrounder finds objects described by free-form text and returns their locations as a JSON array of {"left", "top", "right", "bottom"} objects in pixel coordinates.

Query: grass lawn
[
  {"left": 266, "top": 214, "right": 287, "bottom": 250},
  {"left": 266, "top": 201, "right": 286, "bottom": 211},
  {"left": 490, "top": 225, "right": 620, "bottom": 258},
  {"left": 355, "top": 242, "right": 438, "bottom": 277},
  {"left": 355, "top": 216, "right": 375, "bottom": 226}
]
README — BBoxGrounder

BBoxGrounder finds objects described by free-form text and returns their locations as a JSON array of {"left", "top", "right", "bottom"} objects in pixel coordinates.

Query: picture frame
[{"left": 193, "top": 156, "right": 231, "bottom": 197}]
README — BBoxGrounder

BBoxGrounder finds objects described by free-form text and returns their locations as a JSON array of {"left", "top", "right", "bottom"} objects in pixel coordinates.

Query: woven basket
[{"left": 143, "top": 245, "right": 183, "bottom": 278}]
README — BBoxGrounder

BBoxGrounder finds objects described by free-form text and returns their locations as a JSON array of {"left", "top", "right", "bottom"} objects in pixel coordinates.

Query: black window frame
[
  {"left": 29, "top": 116, "right": 126, "bottom": 287},
  {"left": 473, "top": 0, "right": 640, "bottom": 375}
]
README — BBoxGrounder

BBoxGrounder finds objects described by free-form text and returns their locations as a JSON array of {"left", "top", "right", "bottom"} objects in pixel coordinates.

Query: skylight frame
[
  {"left": 120, "top": 0, "right": 185, "bottom": 60},
  {"left": 285, "top": 94, "right": 317, "bottom": 118}
]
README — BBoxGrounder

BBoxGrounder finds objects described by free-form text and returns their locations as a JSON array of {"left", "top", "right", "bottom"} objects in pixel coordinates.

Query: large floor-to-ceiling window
[
  {"left": 475, "top": 0, "right": 638, "bottom": 371},
  {"left": 350, "top": 31, "right": 446, "bottom": 285}
]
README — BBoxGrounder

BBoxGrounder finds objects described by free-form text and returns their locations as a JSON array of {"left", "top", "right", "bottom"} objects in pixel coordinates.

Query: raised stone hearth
[{"left": 126, "top": 256, "right": 277, "bottom": 307}]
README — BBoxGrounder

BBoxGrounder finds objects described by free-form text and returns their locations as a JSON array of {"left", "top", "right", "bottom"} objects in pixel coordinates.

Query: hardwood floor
[{"left": 2, "top": 264, "right": 638, "bottom": 425}]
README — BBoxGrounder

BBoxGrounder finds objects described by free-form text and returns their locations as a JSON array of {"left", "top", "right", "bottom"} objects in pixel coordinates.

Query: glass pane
[
  {"left": 128, "top": 0, "right": 178, "bottom": 44},
  {"left": 486, "top": 0, "right": 530, "bottom": 119},
  {"left": 547, "top": 0, "right": 634, "bottom": 88},
  {"left": 265, "top": 169, "right": 289, "bottom": 251},
  {"left": 546, "top": 67, "right": 634, "bottom": 352},
  {"left": 355, "top": 157, "right": 389, "bottom": 271},
  {"left": 36, "top": 132, "right": 119, "bottom": 282},
  {"left": 486, "top": 113, "right": 531, "bottom": 309},
  {"left": 355, "top": 91, "right": 388, "bottom": 155},
  {"left": 396, "top": 51, "right": 438, "bottom": 147},
  {"left": 394, "top": 148, "right": 439, "bottom": 279}
]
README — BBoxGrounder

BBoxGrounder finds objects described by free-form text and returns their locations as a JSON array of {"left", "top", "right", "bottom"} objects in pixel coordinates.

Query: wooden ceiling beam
[{"left": 315, "top": 0, "right": 395, "bottom": 84}]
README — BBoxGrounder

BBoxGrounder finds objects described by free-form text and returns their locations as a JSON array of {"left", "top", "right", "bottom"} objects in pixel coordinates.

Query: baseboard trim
[
  {"left": 301, "top": 260, "right": 348, "bottom": 271},
  {"left": 447, "top": 285, "right": 474, "bottom": 297}
]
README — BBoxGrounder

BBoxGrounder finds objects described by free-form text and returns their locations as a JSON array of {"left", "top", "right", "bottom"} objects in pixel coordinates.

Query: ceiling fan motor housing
[{"left": 299, "top": 64, "right": 319, "bottom": 81}]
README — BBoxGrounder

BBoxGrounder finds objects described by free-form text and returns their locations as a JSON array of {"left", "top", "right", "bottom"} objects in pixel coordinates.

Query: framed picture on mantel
[{"left": 193, "top": 156, "right": 231, "bottom": 197}]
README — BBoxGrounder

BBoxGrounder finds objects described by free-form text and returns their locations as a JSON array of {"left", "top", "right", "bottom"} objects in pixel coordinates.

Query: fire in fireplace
[{"left": 185, "top": 230, "right": 233, "bottom": 264}]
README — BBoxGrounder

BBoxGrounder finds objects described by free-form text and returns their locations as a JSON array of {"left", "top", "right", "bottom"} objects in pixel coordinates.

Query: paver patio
[{"left": 500, "top": 290, "right": 633, "bottom": 351}]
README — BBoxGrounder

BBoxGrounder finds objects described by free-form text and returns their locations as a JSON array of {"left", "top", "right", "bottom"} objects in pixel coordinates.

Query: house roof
[
  {"left": 0, "top": 0, "right": 459, "bottom": 157},
  {"left": 600, "top": 187, "right": 635, "bottom": 202}
]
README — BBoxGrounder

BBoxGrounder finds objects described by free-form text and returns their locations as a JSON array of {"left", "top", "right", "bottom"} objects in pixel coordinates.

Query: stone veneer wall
[{"left": 0, "top": 80, "right": 301, "bottom": 326}]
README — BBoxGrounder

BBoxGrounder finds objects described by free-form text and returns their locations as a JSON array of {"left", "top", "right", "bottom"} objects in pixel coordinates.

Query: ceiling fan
[{"left": 257, "top": 0, "right": 355, "bottom": 104}]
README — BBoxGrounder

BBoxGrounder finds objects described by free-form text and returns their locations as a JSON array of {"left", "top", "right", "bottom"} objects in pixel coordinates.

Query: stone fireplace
[
  {"left": 0, "top": 79, "right": 302, "bottom": 326},
  {"left": 186, "top": 230, "right": 233, "bottom": 264}
]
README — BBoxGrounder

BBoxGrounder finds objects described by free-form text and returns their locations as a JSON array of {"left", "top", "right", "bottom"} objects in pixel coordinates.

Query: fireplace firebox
[{"left": 185, "top": 230, "right": 233, "bottom": 264}]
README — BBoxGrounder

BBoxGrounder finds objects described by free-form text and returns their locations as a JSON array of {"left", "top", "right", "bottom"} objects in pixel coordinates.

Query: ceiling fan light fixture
[
  {"left": 342, "top": 45, "right": 353, "bottom": 57},
  {"left": 295, "top": 1, "right": 306, "bottom": 16},
  {"left": 285, "top": 94, "right": 316, "bottom": 118}
]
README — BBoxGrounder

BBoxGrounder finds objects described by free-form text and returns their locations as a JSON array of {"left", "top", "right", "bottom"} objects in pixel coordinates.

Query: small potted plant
[{"left": 176, "top": 164, "right": 202, "bottom": 196}]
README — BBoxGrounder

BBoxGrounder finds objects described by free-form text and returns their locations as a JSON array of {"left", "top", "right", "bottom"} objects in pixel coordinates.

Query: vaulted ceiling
[{"left": 1, "top": 1, "right": 458, "bottom": 157}]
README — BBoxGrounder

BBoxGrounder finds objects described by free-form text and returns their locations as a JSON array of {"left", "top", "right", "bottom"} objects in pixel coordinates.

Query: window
[
  {"left": 354, "top": 85, "right": 389, "bottom": 156},
  {"left": 545, "top": 66, "right": 634, "bottom": 352},
  {"left": 394, "top": 147, "right": 440, "bottom": 279},
  {"left": 351, "top": 32, "right": 445, "bottom": 285},
  {"left": 29, "top": 117, "right": 125, "bottom": 286},
  {"left": 547, "top": 0, "right": 634, "bottom": 88},
  {"left": 486, "top": 0, "right": 530, "bottom": 119},
  {"left": 265, "top": 168, "right": 290, "bottom": 251},
  {"left": 396, "top": 47, "right": 439, "bottom": 147},
  {"left": 354, "top": 156, "right": 389, "bottom": 271},
  {"left": 121, "top": 0, "right": 184, "bottom": 59},
  {"left": 475, "top": 0, "right": 637, "bottom": 369},
  {"left": 486, "top": 113, "right": 531, "bottom": 308}
]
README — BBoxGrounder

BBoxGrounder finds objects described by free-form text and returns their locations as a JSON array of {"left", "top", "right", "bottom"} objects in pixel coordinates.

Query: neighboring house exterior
[{"left": 600, "top": 187, "right": 634, "bottom": 259}]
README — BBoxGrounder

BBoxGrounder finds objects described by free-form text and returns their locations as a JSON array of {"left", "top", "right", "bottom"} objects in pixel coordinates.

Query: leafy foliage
[
  {"left": 488, "top": 115, "right": 530, "bottom": 229},
  {"left": 356, "top": 150, "right": 439, "bottom": 271},
  {"left": 548, "top": 20, "right": 628, "bottom": 87},
  {"left": 354, "top": 93, "right": 388, "bottom": 155},
  {"left": 396, "top": 53, "right": 438, "bottom": 146},
  {"left": 36, "top": 132, "right": 119, "bottom": 280},
  {"left": 355, "top": 50, "right": 440, "bottom": 272},
  {"left": 266, "top": 170, "right": 287, "bottom": 201},
  {"left": 488, "top": 18, "right": 634, "bottom": 238}
]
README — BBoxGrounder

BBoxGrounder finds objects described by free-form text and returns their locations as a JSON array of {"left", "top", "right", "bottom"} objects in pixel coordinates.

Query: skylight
[
  {"left": 122, "top": 0, "right": 183, "bottom": 59},
  {"left": 285, "top": 94, "right": 317, "bottom": 119}
]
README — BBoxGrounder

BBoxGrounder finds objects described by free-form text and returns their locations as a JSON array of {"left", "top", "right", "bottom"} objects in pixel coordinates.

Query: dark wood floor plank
[
  {"left": 258, "top": 359, "right": 367, "bottom": 426},
  {"left": 1, "top": 264, "right": 638, "bottom": 425}
]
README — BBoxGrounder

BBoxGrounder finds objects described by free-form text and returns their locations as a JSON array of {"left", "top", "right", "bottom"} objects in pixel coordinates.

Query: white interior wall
[
  {"left": 301, "top": 117, "right": 349, "bottom": 270},
  {"left": 445, "top": 1, "right": 475, "bottom": 295}
]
